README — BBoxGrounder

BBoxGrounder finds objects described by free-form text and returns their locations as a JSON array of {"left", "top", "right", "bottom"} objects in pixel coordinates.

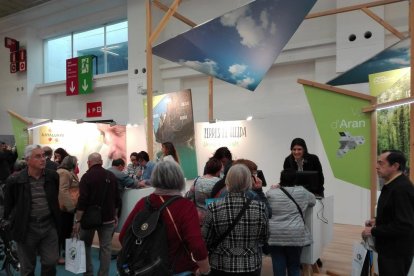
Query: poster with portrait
[
  {"left": 144, "top": 89, "right": 197, "bottom": 179},
  {"left": 31, "top": 120, "right": 127, "bottom": 176}
]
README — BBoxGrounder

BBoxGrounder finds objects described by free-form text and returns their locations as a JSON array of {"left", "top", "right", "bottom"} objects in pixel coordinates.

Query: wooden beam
[
  {"left": 7, "top": 110, "right": 32, "bottom": 125},
  {"left": 362, "top": 97, "right": 414, "bottom": 112},
  {"left": 146, "top": 0, "right": 154, "bottom": 159},
  {"left": 297, "top": 79, "right": 376, "bottom": 102},
  {"left": 361, "top": 8, "right": 406, "bottom": 39},
  {"left": 208, "top": 77, "right": 213, "bottom": 122},
  {"left": 305, "top": 0, "right": 405, "bottom": 19},
  {"left": 148, "top": 0, "right": 181, "bottom": 44},
  {"left": 152, "top": 0, "right": 197, "bottom": 27},
  {"left": 370, "top": 109, "right": 378, "bottom": 218}
]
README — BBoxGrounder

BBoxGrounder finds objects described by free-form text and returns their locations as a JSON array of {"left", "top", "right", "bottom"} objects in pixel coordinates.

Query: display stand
[
  {"left": 116, "top": 187, "right": 155, "bottom": 232},
  {"left": 301, "top": 195, "right": 334, "bottom": 275}
]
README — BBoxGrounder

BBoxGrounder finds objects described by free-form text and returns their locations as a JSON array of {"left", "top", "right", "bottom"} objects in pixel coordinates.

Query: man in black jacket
[
  {"left": 73, "top": 152, "right": 121, "bottom": 276},
  {"left": 362, "top": 150, "right": 414, "bottom": 276},
  {"left": 3, "top": 144, "right": 60, "bottom": 275}
]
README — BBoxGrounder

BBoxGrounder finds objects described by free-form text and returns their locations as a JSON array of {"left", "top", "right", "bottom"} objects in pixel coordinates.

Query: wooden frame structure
[
  {"left": 300, "top": 0, "right": 410, "bottom": 218},
  {"left": 145, "top": 0, "right": 410, "bottom": 213}
]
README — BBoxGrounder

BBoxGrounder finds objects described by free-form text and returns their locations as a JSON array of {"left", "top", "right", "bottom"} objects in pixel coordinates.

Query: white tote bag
[
  {"left": 351, "top": 241, "right": 368, "bottom": 276},
  {"left": 65, "top": 238, "right": 86, "bottom": 274}
]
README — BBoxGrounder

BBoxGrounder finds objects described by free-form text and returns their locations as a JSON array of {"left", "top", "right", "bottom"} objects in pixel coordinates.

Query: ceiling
[{"left": 0, "top": 0, "right": 52, "bottom": 18}]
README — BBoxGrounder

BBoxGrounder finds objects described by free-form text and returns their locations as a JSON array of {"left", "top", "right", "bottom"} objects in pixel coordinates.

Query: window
[{"left": 44, "top": 21, "right": 128, "bottom": 83}]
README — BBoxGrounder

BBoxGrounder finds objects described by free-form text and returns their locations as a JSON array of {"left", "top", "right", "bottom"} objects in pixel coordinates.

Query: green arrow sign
[{"left": 78, "top": 55, "right": 93, "bottom": 94}]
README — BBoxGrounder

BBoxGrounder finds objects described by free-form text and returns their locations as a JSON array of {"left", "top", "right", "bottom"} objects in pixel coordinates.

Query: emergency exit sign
[{"left": 66, "top": 55, "right": 93, "bottom": 96}]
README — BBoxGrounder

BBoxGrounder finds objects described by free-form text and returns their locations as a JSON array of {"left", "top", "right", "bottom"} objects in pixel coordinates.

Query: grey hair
[
  {"left": 59, "top": 155, "right": 78, "bottom": 171},
  {"left": 151, "top": 160, "right": 185, "bottom": 191},
  {"left": 225, "top": 164, "right": 252, "bottom": 193},
  {"left": 24, "top": 144, "right": 42, "bottom": 160},
  {"left": 88, "top": 152, "right": 103, "bottom": 166}
]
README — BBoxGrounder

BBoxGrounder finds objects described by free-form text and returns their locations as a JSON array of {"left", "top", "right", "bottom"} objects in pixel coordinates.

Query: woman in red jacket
[{"left": 119, "top": 160, "right": 210, "bottom": 275}]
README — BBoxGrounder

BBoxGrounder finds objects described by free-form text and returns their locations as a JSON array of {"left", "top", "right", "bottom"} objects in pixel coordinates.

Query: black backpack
[{"left": 117, "top": 195, "right": 181, "bottom": 276}]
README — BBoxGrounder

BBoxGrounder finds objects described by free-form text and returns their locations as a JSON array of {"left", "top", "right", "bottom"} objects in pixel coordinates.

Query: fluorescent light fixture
[
  {"left": 246, "top": 116, "right": 253, "bottom": 121},
  {"left": 362, "top": 97, "right": 414, "bottom": 113},
  {"left": 25, "top": 119, "right": 53, "bottom": 131},
  {"left": 76, "top": 119, "right": 116, "bottom": 126}
]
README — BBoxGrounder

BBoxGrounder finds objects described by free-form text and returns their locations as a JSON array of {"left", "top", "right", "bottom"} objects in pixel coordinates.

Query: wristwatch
[{"left": 74, "top": 218, "right": 81, "bottom": 224}]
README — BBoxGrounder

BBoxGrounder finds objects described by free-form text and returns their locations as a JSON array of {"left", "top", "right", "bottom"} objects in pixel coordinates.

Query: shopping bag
[
  {"left": 351, "top": 241, "right": 368, "bottom": 276},
  {"left": 65, "top": 238, "right": 86, "bottom": 274}
]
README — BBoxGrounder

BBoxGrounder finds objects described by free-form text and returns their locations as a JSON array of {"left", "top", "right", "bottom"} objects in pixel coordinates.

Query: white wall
[{"left": 0, "top": 0, "right": 409, "bottom": 225}]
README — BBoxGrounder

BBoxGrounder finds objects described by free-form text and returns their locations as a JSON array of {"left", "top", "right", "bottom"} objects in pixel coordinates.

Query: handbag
[
  {"left": 210, "top": 198, "right": 251, "bottom": 251},
  {"left": 65, "top": 238, "right": 86, "bottom": 274},
  {"left": 80, "top": 172, "right": 109, "bottom": 229},
  {"left": 280, "top": 187, "right": 305, "bottom": 223}
]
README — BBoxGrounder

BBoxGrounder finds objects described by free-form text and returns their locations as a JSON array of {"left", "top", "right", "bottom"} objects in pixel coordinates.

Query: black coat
[
  {"left": 3, "top": 168, "right": 61, "bottom": 242},
  {"left": 283, "top": 153, "right": 325, "bottom": 196},
  {"left": 372, "top": 174, "right": 414, "bottom": 258}
]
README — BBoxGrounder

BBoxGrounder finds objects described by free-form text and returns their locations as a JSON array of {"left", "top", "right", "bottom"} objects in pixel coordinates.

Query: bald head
[
  {"left": 87, "top": 152, "right": 103, "bottom": 168},
  {"left": 42, "top": 146, "right": 53, "bottom": 158}
]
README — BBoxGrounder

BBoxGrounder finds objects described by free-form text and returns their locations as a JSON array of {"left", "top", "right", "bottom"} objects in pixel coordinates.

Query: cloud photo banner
[{"left": 152, "top": 0, "right": 317, "bottom": 91}]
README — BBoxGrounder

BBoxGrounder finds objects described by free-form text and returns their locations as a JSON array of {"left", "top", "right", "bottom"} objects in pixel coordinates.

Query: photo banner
[
  {"left": 143, "top": 89, "right": 198, "bottom": 179},
  {"left": 303, "top": 85, "right": 372, "bottom": 189},
  {"left": 369, "top": 67, "right": 410, "bottom": 163}
]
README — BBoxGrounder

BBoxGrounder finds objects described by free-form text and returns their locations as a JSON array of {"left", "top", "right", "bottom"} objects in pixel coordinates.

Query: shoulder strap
[
  {"left": 280, "top": 187, "right": 305, "bottom": 223},
  {"left": 146, "top": 195, "right": 181, "bottom": 212},
  {"left": 210, "top": 198, "right": 252, "bottom": 250}
]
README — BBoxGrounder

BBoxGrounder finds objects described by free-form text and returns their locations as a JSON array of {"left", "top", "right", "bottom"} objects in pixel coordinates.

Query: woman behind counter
[{"left": 283, "top": 138, "right": 324, "bottom": 197}]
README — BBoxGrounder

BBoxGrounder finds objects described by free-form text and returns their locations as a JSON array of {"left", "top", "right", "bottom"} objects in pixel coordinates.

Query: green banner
[
  {"left": 369, "top": 67, "right": 410, "bottom": 161},
  {"left": 78, "top": 55, "right": 93, "bottom": 94},
  {"left": 303, "top": 85, "right": 371, "bottom": 189},
  {"left": 9, "top": 115, "right": 29, "bottom": 159}
]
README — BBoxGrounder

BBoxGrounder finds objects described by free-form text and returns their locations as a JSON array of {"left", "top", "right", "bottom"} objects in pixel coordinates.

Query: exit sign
[
  {"left": 66, "top": 55, "right": 93, "bottom": 96},
  {"left": 86, "top": 102, "right": 102, "bottom": 117}
]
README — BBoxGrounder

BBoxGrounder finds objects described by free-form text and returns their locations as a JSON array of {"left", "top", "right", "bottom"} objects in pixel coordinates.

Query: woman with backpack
[{"left": 119, "top": 161, "right": 210, "bottom": 276}]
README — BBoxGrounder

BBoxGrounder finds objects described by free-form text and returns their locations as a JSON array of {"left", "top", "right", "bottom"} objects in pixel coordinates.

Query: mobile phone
[{"left": 257, "top": 170, "right": 267, "bottom": 187}]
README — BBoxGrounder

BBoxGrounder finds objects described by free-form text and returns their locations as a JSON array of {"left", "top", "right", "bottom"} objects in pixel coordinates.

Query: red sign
[
  {"left": 4, "top": 37, "right": 18, "bottom": 52},
  {"left": 66, "top": 57, "right": 79, "bottom": 96},
  {"left": 19, "top": 61, "right": 26, "bottom": 72},
  {"left": 86, "top": 102, "right": 102, "bottom": 117},
  {"left": 10, "top": 63, "right": 17, "bottom": 73},
  {"left": 19, "top": 49, "right": 26, "bottom": 61}
]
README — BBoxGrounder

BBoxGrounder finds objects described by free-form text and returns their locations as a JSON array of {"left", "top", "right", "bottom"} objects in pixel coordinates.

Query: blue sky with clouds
[
  {"left": 328, "top": 37, "right": 410, "bottom": 86},
  {"left": 152, "top": 0, "right": 317, "bottom": 91}
]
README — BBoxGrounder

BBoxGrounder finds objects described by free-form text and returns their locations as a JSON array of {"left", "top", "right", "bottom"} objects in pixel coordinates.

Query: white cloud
[
  {"left": 387, "top": 58, "right": 409, "bottom": 65},
  {"left": 237, "top": 77, "right": 255, "bottom": 88},
  {"left": 229, "top": 64, "right": 247, "bottom": 78},
  {"left": 260, "top": 10, "right": 269, "bottom": 29},
  {"left": 180, "top": 59, "right": 219, "bottom": 75},
  {"left": 270, "top": 23, "right": 277, "bottom": 35},
  {"left": 237, "top": 16, "right": 265, "bottom": 48},
  {"left": 220, "top": 6, "right": 248, "bottom": 27}
]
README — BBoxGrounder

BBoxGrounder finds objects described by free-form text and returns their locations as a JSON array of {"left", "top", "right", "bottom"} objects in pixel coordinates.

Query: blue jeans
[
  {"left": 80, "top": 222, "right": 115, "bottom": 276},
  {"left": 269, "top": 245, "right": 302, "bottom": 276}
]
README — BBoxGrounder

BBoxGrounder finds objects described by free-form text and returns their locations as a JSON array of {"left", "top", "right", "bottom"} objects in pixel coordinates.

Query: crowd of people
[{"left": 1, "top": 137, "right": 413, "bottom": 276}]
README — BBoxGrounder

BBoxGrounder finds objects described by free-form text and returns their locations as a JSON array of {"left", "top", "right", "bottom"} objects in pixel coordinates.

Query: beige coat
[{"left": 57, "top": 168, "right": 79, "bottom": 213}]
